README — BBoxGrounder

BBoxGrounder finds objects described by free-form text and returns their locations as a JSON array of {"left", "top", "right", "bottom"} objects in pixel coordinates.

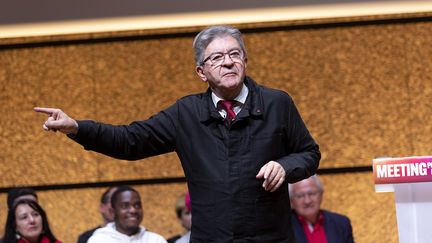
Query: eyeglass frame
[
  {"left": 291, "top": 190, "right": 322, "bottom": 201},
  {"left": 200, "top": 48, "right": 245, "bottom": 66}
]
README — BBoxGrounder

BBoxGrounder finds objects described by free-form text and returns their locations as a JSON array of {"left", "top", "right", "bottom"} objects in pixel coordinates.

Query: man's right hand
[{"left": 34, "top": 107, "right": 79, "bottom": 135}]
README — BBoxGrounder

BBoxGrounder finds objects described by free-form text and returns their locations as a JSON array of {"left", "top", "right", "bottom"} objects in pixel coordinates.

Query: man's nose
[
  {"left": 128, "top": 206, "right": 137, "bottom": 213},
  {"left": 303, "top": 194, "right": 313, "bottom": 203},
  {"left": 221, "top": 53, "right": 234, "bottom": 66}
]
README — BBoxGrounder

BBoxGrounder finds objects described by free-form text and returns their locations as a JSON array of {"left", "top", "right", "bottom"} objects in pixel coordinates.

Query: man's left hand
[{"left": 256, "top": 161, "right": 286, "bottom": 192}]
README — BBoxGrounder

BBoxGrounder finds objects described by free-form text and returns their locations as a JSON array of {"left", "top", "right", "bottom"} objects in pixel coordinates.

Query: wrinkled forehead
[
  {"left": 204, "top": 35, "right": 242, "bottom": 54},
  {"left": 292, "top": 179, "right": 319, "bottom": 193}
]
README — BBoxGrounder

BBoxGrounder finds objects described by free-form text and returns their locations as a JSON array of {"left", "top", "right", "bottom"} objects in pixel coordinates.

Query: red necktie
[{"left": 219, "top": 100, "right": 236, "bottom": 122}]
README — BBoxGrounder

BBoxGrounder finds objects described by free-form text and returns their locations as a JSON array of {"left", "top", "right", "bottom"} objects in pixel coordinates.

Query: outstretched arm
[{"left": 34, "top": 107, "right": 79, "bottom": 135}]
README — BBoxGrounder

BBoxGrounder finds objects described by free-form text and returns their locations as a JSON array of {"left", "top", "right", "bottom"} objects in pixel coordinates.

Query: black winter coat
[{"left": 72, "top": 76, "right": 321, "bottom": 242}]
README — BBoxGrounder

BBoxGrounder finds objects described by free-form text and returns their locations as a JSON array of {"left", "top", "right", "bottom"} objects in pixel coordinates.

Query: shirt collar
[
  {"left": 211, "top": 83, "right": 248, "bottom": 107},
  {"left": 110, "top": 222, "right": 146, "bottom": 238},
  {"left": 297, "top": 211, "right": 325, "bottom": 230},
  {"left": 199, "top": 77, "right": 263, "bottom": 124}
]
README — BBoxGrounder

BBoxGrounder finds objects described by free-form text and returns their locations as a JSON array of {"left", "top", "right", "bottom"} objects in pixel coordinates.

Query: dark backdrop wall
[{"left": 1, "top": 12, "right": 432, "bottom": 243}]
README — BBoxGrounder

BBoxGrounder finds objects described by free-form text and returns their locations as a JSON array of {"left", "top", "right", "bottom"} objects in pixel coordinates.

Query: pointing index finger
[{"left": 34, "top": 107, "right": 56, "bottom": 115}]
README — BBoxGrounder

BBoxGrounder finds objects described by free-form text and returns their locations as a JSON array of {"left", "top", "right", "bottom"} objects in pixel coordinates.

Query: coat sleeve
[
  {"left": 341, "top": 215, "right": 355, "bottom": 243},
  {"left": 277, "top": 95, "right": 321, "bottom": 183},
  {"left": 70, "top": 103, "right": 179, "bottom": 160},
  {"left": 324, "top": 211, "right": 355, "bottom": 243}
]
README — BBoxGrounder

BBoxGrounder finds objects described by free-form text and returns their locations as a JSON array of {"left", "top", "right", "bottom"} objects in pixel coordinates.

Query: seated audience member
[
  {"left": 0, "top": 188, "right": 39, "bottom": 243},
  {"left": 167, "top": 192, "right": 191, "bottom": 243},
  {"left": 289, "top": 175, "right": 354, "bottom": 243},
  {"left": 77, "top": 186, "right": 118, "bottom": 243},
  {"left": 7, "top": 187, "right": 38, "bottom": 209},
  {"left": 3, "top": 199, "right": 62, "bottom": 243},
  {"left": 88, "top": 186, "right": 167, "bottom": 243}
]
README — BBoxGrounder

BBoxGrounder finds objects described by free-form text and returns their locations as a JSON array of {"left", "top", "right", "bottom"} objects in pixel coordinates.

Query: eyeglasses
[
  {"left": 292, "top": 190, "right": 321, "bottom": 200},
  {"left": 201, "top": 49, "right": 244, "bottom": 66}
]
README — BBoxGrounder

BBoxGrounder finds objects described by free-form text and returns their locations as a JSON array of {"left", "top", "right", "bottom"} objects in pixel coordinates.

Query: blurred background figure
[
  {"left": 7, "top": 187, "right": 38, "bottom": 210},
  {"left": 289, "top": 175, "right": 354, "bottom": 243},
  {"left": 167, "top": 192, "right": 191, "bottom": 243},
  {"left": 2, "top": 199, "right": 62, "bottom": 243},
  {"left": 77, "top": 186, "right": 118, "bottom": 243},
  {"left": 88, "top": 186, "right": 166, "bottom": 243}
]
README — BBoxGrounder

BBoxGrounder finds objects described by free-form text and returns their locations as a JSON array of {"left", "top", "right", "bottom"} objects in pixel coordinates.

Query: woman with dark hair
[{"left": 2, "top": 199, "right": 61, "bottom": 243}]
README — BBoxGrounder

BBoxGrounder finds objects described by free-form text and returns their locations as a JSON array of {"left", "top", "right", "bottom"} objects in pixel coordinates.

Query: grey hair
[
  {"left": 288, "top": 174, "right": 324, "bottom": 198},
  {"left": 193, "top": 25, "right": 247, "bottom": 66}
]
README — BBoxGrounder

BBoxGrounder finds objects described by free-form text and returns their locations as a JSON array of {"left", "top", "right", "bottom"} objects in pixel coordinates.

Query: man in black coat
[{"left": 35, "top": 25, "right": 320, "bottom": 242}]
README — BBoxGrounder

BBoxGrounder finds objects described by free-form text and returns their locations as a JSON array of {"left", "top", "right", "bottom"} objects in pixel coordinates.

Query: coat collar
[{"left": 199, "top": 76, "right": 264, "bottom": 123}]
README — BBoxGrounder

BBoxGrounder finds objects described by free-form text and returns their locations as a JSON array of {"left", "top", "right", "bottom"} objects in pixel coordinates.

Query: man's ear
[
  {"left": 99, "top": 204, "right": 105, "bottom": 214},
  {"left": 195, "top": 66, "right": 207, "bottom": 82},
  {"left": 243, "top": 57, "right": 248, "bottom": 69}
]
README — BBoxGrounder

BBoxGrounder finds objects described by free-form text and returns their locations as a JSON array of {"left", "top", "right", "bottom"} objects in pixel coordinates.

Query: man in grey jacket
[{"left": 35, "top": 25, "right": 320, "bottom": 242}]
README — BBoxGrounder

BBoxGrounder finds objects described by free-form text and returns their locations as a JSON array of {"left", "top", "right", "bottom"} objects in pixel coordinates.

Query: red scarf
[{"left": 17, "top": 235, "right": 61, "bottom": 243}]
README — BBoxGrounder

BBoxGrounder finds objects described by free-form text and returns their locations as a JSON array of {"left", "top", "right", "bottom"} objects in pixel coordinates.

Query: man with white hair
[
  {"left": 289, "top": 175, "right": 354, "bottom": 243},
  {"left": 35, "top": 25, "right": 321, "bottom": 242}
]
